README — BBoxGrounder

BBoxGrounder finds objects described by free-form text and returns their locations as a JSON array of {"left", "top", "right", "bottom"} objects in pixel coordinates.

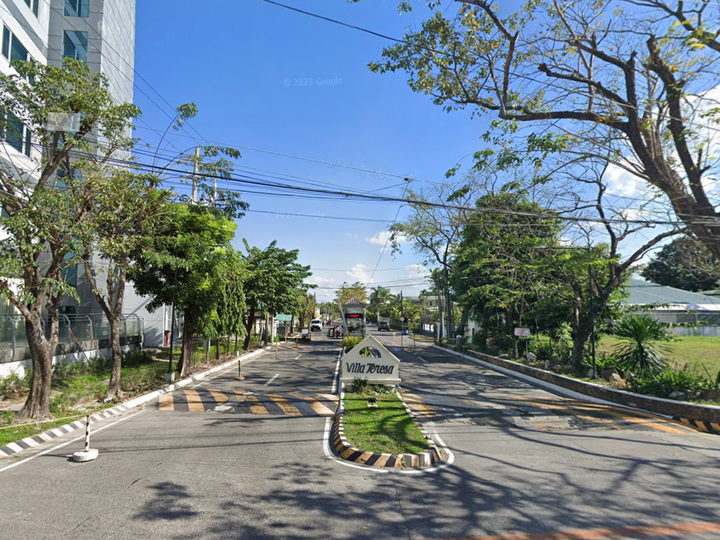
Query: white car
[{"left": 310, "top": 319, "right": 323, "bottom": 331}]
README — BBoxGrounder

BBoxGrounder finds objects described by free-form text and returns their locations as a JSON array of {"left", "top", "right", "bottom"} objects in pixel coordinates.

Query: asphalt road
[{"left": 1, "top": 328, "right": 720, "bottom": 540}]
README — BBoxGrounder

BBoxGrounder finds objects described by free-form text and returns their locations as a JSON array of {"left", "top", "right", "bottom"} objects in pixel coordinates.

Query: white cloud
[
  {"left": 366, "top": 230, "right": 405, "bottom": 249},
  {"left": 404, "top": 264, "right": 429, "bottom": 277},
  {"left": 347, "top": 263, "right": 372, "bottom": 283},
  {"left": 603, "top": 163, "right": 646, "bottom": 198}
]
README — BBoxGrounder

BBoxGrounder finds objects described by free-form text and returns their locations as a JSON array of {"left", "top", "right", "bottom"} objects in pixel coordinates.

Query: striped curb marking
[
  {"left": 331, "top": 391, "right": 448, "bottom": 470},
  {"left": 0, "top": 348, "right": 267, "bottom": 459},
  {"left": 674, "top": 416, "right": 720, "bottom": 435}
]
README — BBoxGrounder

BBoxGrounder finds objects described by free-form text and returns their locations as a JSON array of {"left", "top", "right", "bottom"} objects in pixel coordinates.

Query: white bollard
[{"left": 72, "top": 414, "right": 99, "bottom": 462}]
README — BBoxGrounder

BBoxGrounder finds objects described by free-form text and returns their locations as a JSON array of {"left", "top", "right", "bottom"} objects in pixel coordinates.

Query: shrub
[
  {"left": 612, "top": 314, "right": 671, "bottom": 376},
  {"left": 631, "top": 370, "right": 712, "bottom": 400},
  {"left": 342, "top": 336, "right": 362, "bottom": 352},
  {"left": 0, "top": 372, "right": 27, "bottom": 396},
  {"left": 349, "top": 378, "right": 390, "bottom": 394}
]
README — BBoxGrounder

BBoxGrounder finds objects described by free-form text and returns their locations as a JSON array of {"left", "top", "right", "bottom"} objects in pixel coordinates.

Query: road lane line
[
  {"left": 294, "top": 355, "right": 302, "bottom": 360},
  {"left": 417, "top": 356, "right": 428, "bottom": 363},
  {"left": 0, "top": 410, "right": 147, "bottom": 474},
  {"left": 183, "top": 389, "right": 205, "bottom": 412},
  {"left": 266, "top": 393, "right": 302, "bottom": 416},
  {"left": 263, "top": 374, "right": 279, "bottom": 386}
]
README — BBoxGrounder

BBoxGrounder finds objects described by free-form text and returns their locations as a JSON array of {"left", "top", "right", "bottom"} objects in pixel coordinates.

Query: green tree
[
  {"left": 641, "top": 237, "right": 720, "bottom": 292},
  {"left": 364, "top": 0, "right": 720, "bottom": 258},
  {"left": 368, "top": 286, "right": 393, "bottom": 321},
  {"left": 335, "top": 282, "right": 368, "bottom": 305},
  {"left": 129, "top": 204, "right": 237, "bottom": 378},
  {"left": 0, "top": 59, "right": 139, "bottom": 420},
  {"left": 81, "top": 170, "right": 172, "bottom": 400},
  {"left": 240, "top": 241, "right": 312, "bottom": 350}
]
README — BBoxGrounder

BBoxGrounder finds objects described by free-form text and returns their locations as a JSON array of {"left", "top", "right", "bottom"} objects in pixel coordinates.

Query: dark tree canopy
[{"left": 641, "top": 237, "right": 720, "bottom": 292}]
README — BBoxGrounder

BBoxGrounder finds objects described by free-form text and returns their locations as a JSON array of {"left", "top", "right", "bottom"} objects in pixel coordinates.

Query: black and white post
[{"left": 72, "top": 414, "right": 99, "bottom": 462}]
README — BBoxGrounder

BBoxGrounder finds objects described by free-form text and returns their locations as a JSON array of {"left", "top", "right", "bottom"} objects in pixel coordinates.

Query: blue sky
[{"left": 134, "top": 1, "right": 487, "bottom": 301}]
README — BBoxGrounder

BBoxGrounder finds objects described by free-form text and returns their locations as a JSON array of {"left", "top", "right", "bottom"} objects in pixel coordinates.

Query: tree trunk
[
  {"left": 105, "top": 313, "right": 123, "bottom": 400},
  {"left": 243, "top": 303, "right": 256, "bottom": 350},
  {"left": 179, "top": 316, "right": 194, "bottom": 378},
  {"left": 18, "top": 309, "right": 57, "bottom": 420},
  {"left": 216, "top": 338, "right": 222, "bottom": 360}
]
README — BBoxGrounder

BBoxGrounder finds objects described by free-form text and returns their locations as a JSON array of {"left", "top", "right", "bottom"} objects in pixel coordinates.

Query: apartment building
[{"left": 0, "top": 1, "right": 168, "bottom": 376}]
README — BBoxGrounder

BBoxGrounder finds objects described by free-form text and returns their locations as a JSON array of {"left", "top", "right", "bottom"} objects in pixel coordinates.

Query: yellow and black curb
[
  {"left": 674, "top": 417, "right": 720, "bottom": 435},
  {"left": 331, "top": 390, "right": 448, "bottom": 470}
]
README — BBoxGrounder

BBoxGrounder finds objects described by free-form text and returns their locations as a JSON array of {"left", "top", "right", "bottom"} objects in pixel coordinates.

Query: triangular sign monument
[{"left": 341, "top": 334, "right": 401, "bottom": 386}]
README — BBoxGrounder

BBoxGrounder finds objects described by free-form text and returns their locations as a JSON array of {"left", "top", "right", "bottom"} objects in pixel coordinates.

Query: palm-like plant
[{"left": 612, "top": 315, "right": 671, "bottom": 376}]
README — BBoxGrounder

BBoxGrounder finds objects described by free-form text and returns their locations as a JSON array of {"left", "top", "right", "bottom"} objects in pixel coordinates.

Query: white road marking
[
  {"left": 294, "top": 355, "right": 302, "bottom": 360},
  {"left": 417, "top": 356, "right": 428, "bottom": 363},
  {"left": 263, "top": 374, "right": 279, "bottom": 386},
  {"left": 0, "top": 410, "right": 147, "bottom": 474}
]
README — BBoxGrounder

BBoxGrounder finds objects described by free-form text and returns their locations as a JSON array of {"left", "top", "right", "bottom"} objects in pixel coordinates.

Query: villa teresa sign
[{"left": 341, "top": 335, "right": 401, "bottom": 386}]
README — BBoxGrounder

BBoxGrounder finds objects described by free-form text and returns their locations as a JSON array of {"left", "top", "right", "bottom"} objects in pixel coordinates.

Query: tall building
[{"left": 0, "top": 1, "right": 162, "bottom": 377}]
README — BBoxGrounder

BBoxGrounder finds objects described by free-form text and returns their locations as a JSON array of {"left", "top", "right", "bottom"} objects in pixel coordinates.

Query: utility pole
[
  {"left": 400, "top": 290, "right": 404, "bottom": 348},
  {"left": 191, "top": 146, "right": 200, "bottom": 202},
  {"left": 443, "top": 266, "right": 454, "bottom": 342}
]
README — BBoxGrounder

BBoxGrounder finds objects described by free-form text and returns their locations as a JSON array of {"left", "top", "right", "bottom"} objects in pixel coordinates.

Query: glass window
[
  {"left": 2, "top": 27, "right": 29, "bottom": 63},
  {"left": 5, "top": 112, "right": 24, "bottom": 153},
  {"left": 2, "top": 112, "right": 32, "bottom": 157},
  {"left": 63, "top": 31, "right": 88, "bottom": 62},
  {"left": 65, "top": 0, "right": 89, "bottom": 18},
  {"left": 24, "top": 0, "right": 39, "bottom": 17},
  {"left": 10, "top": 35, "right": 28, "bottom": 63},
  {"left": 2, "top": 26, "right": 10, "bottom": 59}
]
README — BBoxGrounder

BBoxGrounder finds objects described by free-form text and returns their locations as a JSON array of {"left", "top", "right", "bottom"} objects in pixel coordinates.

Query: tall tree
[
  {"left": 240, "top": 241, "right": 312, "bottom": 350},
  {"left": 129, "top": 204, "right": 237, "bottom": 378},
  {"left": 641, "top": 236, "right": 720, "bottom": 292},
  {"left": 0, "top": 59, "right": 139, "bottom": 420},
  {"left": 368, "top": 285, "right": 394, "bottom": 321},
  {"left": 364, "top": 0, "right": 720, "bottom": 256},
  {"left": 334, "top": 282, "right": 368, "bottom": 305},
  {"left": 81, "top": 170, "right": 172, "bottom": 400}
]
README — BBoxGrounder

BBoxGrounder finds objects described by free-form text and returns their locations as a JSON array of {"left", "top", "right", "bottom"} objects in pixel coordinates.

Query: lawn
[
  {"left": 342, "top": 390, "right": 429, "bottom": 455},
  {"left": 598, "top": 335, "right": 720, "bottom": 376}
]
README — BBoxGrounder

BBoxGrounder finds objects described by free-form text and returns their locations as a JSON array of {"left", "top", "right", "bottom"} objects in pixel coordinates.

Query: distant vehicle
[
  {"left": 377, "top": 321, "right": 391, "bottom": 331},
  {"left": 301, "top": 328, "right": 312, "bottom": 341},
  {"left": 328, "top": 324, "right": 343, "bottom": 339},
  {"left": 311, "top": 319, "right": 323, "bottom": 331}
]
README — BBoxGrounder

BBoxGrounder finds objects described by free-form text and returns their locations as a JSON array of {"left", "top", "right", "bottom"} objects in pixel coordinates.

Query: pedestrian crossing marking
[
  {"left": 208, "top": 388, "right": 228, "bottom": 404},
  {"left": 510, "top": 396, "right": 691, "bottom": 433},
  {"left": 155, "top": 388, "right": 343, "bottom": 417},
  {"left": 183, "top": 389, "right": 205, "bottom": 412},
  {"left": 289, "top": 391, "right": 336, "bottom": 416},
  {"left": 266, "top": 393, "right": 302, "bottom": 416},
  {"left": 514, "top": 398, "right": 618, "bottom": 427},
  {"left": 402, "top": 392, "right": 441, "bottom": 419},
  {"left": 158, "top": 393, "right": 173, "bottom": 411},
  {"left": 244, "top": 394, "right": 269, "bottom": 415}
]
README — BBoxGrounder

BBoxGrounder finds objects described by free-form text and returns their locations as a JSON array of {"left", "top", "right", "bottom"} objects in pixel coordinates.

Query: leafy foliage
[
  {"left": 631, "top": 370, "right": 713, "bottom": 400},
  {"left": 612, "top": 315, "right": 672, "bottom": 375},
  {"left": 641, "top": 237, "right": 720, "bottom": 292}
]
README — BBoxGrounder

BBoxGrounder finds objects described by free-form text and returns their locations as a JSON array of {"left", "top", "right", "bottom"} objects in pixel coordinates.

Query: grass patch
[
  {"left": 0, "top": 351, "right": 170, "bottom": 447},
  {"left": 598, "top": 335, "right": 720, "bottom": 376},
  {"left": 342, "top": 390, "right": 428, "bottom": 455}
]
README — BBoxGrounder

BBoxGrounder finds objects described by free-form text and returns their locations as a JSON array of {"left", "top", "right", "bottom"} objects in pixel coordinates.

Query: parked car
[
  {"left": 377, "top": 321, "right": 391, "bottom": 331},
  {"left": 301, "top": 328, "right": 312, "bottom": 341},
  {"left": 311, "top": 319, "right": 323, "bottom": 332}
]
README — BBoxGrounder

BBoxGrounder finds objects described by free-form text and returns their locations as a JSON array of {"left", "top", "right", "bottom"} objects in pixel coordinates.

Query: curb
[
  {"left": 0, "top": 347, "right": 268, "bottom": 459},
  {"left": 674, "top": 417, "right": 720, "bottom": 435},
  {"left": 331, "top": 389, "right": 447, "bottom": 470}
]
